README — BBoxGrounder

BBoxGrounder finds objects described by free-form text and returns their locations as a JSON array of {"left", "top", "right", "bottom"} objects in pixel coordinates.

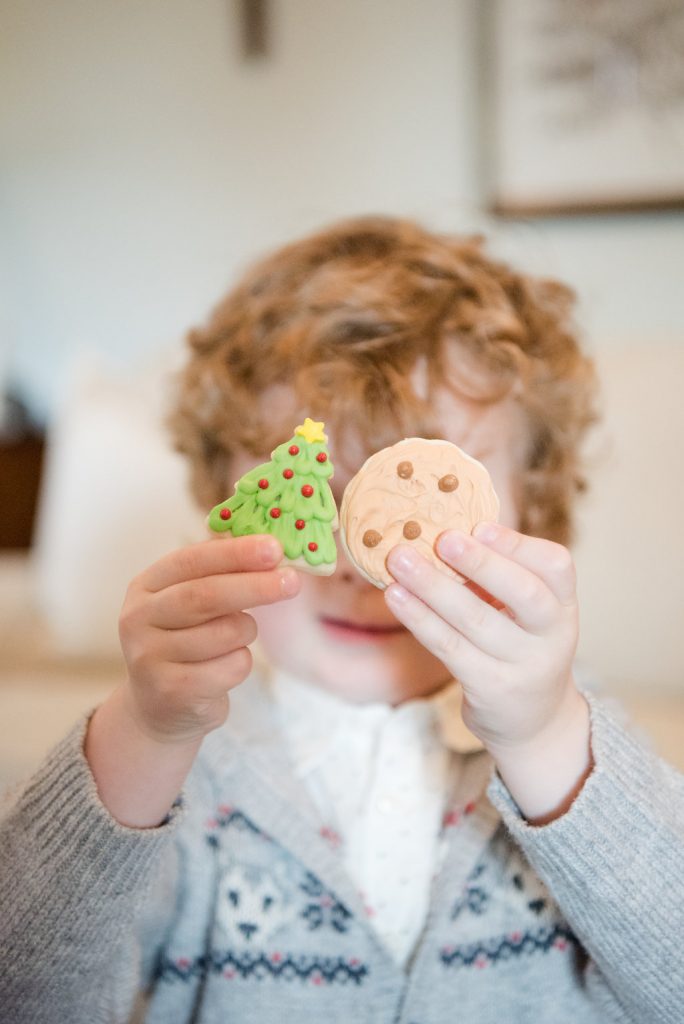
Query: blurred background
[{"left": 2, "top": 0, "right": 683, "bottom": 787}]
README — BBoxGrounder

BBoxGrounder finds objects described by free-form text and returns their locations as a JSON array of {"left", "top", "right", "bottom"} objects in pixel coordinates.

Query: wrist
[
  {"left": 86, "top": 688, "right": 203, "bottom": 828},
  {"left": 491, "top": 684, "right": 593, "bottom": 826}
]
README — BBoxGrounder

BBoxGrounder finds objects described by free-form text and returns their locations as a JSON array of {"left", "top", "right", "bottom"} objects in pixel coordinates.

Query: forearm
[
  {"left": 487, "top": 691, "right": 684, "bottom": 1022},
  {"left": 85, "top": 686, "right": 203, "bottom": 828},
  {"left": 491, "top": 686, "right": 593, "bottom": 825},
  {"left": 0, "top": 716, "right": 181, "bottom": 1022}
]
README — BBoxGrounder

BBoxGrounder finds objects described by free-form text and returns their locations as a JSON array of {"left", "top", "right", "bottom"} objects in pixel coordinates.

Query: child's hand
[
  {"left": 384, "top": 523, "right": 583, "bottom": 761},
  {"left": 118, "top": 535, "right": 300, "bottom": 745}
]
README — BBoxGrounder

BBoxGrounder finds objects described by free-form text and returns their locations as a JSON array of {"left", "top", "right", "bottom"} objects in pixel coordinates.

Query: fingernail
[
  {"left": 473, "top": 522, "right": 499, "bottom": 544},
  {"left": 279, "top": 569, "right": 299, "bottom": 596},
  {"left": 437, "top": 531, "right": 466, "bottom": 560},
  {"left": 387, "top": 546, "right": 420, "bottom": 576},
  {"left": 386, "top": 583, "right": 410, "bottom": 606}
]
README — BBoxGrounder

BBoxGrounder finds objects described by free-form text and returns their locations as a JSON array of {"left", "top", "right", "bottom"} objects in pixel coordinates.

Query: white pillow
[{"left": 34, "top": 353, "right": 205, "bottom": 657}]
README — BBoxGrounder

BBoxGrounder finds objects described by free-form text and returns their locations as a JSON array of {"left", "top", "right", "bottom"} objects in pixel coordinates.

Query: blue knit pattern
[{"left": 157, "top": 951, "right": 368, "bottom": 985}]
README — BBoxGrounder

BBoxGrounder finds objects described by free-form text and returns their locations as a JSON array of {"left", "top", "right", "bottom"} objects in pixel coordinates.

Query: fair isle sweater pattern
[
  {"left": 3, "top": 686, "right": 684, "bottom": 1023},
  {"left": 157, "top": 805, "right": 365, "bottom": 987},
  {"left": 440, "top": 826, "right": 579, "bottom": 970},
  {"left": 153, "top": 800, "right": 577, "bottom": 991}
]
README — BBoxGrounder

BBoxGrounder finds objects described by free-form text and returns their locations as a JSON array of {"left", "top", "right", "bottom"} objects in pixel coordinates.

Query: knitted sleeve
[
  {"left": 0, "top": 714, "right": 186, "bottom": 1024},
  {"left": 487, "top": 690, "right": 684, "bottom": 1023}
]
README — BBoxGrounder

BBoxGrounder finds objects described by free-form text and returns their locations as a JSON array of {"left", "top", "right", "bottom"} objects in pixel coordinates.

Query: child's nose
[
  {"left": 334, "top": 539, "right": 366, "bottom": 587},
  {"left": 335, "top": 549, "right": 356, "bottom": 585}
]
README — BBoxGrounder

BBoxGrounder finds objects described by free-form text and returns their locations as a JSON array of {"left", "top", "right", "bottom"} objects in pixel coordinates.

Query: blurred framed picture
[{"left": 486, "top": 0, "right": 684, "bottom": 215}]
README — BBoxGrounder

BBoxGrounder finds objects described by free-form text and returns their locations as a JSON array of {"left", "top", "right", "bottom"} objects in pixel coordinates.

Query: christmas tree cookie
[{"left": 208, "top": 418, "right": 338, "bottom": 575}]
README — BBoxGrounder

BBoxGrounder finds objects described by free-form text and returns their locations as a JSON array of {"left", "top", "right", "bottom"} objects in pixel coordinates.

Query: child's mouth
[{"left": 319, "top": 616, "right": 407, "bottom": 643}]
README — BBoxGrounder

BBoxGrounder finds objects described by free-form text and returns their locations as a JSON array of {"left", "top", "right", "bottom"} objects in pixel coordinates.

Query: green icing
[{"left": 207, "top": 434, "right": 337, "bottom": 568}]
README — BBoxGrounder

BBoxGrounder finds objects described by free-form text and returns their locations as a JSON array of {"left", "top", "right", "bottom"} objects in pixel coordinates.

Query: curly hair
[{"left": 169, "top": 216, "right": 598, "bottom": 546}]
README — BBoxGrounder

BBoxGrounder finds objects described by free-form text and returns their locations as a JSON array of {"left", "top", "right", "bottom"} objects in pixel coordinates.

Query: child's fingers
[
  {"left": 435, "top": 529, "right": 563, "bottom": 633},
  {"left": 141, "top": 535, "right": 283, "bottom": 593},
  {"left": 386, "top": 546, "right": 521, "bottom": 660},
  {"left": 147, "top": 567, "right": 299, "bottom": 629},
  {"left": 171, "top": 646, "right": 255, "bottom": 697},
  {"left": 156, "top": 612, "right": 258, "bottom": 663},
  {"left": 384, "top": 583, "right": 486, "bottom": 685},
  {"left": 464, "top": 579, "right": 510, "bottom": 613},
  {"left": 471, "top": 524, "right": 577, "bottom": 606}
]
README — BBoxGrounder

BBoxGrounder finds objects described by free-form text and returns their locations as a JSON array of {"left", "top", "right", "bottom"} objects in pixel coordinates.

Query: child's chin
[{"left": 308, "top": 669, "right": 432, "bottom": 707}]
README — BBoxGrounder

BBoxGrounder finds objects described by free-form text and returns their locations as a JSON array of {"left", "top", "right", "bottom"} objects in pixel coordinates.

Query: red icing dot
[
  {"left": 308, "top": 542, "right": 318, "bottom": 552},
  {"left": 316, "top": 452, "right": 328, "bottom": 463},
  {"left": 282, "top": 468, "right": 294, "bottom": 479},
  {"left": 219, "top": 508, "right": 231, "bottom": 520},
  {"left": 295, "top": 519, "right": 305, "bottom": 530},
  {"left": 270, "top": 508, "right": 281, "bottom": 519},
  {"left": 258, "top": 478, "right": 269, "bottom": 489},
  {"left": 301, "top": 484, "right": 314, "bottom": 497},
  {"left": 289, "top": 444, "right": 299, "bottom": 455}
]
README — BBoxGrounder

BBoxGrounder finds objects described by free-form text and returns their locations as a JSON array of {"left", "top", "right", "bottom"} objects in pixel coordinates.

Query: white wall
[
  {"left": 1, "top": 0, "right": 474, "bottom": 415},
  {"left": 3, "top": 0, "right": 683, "bottom": 419}
]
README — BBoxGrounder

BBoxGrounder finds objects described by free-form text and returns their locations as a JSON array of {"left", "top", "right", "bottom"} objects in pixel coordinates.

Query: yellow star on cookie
[{"left": 295, "top": 418, "right": 327, "bottom": 444}]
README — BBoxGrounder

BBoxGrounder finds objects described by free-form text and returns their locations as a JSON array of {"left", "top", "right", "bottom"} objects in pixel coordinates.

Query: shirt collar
[{"left": 267, "top": 666, "right": 484, "bottom": 777}]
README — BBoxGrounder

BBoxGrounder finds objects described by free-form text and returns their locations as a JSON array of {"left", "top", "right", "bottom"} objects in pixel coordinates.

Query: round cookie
[{"left": 339, "top": 437, "right": 499, "bottom": 589}]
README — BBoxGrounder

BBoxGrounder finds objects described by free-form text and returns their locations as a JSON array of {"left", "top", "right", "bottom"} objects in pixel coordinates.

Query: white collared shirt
[{"left": 270, "top": 669, "right": 483, "bottom": 968}]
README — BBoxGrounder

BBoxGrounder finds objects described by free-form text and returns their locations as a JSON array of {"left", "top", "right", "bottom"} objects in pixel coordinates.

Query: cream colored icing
[{"left": 339, "top": 438, "right": 500, "bottom": 589}]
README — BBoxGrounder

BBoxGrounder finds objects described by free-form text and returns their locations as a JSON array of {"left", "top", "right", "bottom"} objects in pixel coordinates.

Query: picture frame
[{"left": 485, "top": 0, "right": 684, "bottom": 216}]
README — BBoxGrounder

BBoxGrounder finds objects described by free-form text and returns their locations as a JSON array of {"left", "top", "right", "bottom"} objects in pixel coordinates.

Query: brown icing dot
[
  {"left": 403, "top": 520, "right": 421, "bottom": 540},
  {"left": 438, "top": 473, "right": 459, "bottom": 492},
  {"left": 363, "top": 529, "right": 382, "bottom": 548},
  {"left": 397, "top": 461, "right": 414, "bottom": 479}
]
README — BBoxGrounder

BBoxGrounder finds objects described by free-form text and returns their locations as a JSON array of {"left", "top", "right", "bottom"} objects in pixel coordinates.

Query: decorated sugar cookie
[
  {"left": 339, "top": 437, "right": 499, "bottom": 589},
  {"left": 208, "top": 418, "right": 338, "bottom": 575}
]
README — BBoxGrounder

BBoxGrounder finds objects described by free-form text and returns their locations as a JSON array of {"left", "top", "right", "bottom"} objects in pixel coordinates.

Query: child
[{"left": 2, "top": 217, "right": 683, "bottom": 1023}]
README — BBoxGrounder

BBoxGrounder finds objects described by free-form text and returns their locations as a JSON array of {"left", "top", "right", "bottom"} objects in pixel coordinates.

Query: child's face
[{"left": 229, "top": 386, "right": 526, "bottom": 705}]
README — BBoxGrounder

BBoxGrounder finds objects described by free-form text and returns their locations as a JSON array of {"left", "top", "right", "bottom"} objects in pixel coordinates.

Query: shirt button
[{"left": 375, "top": 795, "right": 395, "bottom": 814}]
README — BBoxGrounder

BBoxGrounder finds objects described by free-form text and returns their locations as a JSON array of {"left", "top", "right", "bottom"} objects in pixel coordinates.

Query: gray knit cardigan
[{"left": 1, "top": 681, "right": 683, "bottom": 1023}]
